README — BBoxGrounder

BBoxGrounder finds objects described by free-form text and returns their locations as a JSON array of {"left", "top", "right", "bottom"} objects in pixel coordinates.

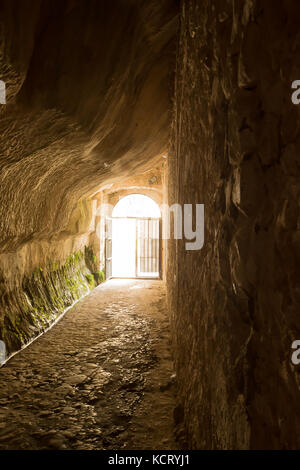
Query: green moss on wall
[{"left": 0, "top": 246, "right": 103, "bottom": 358}]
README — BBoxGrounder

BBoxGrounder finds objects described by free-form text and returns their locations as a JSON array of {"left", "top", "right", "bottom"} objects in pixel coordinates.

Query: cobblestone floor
[{"left": 0, "top": 279, "right": 178, "bottom": 450}]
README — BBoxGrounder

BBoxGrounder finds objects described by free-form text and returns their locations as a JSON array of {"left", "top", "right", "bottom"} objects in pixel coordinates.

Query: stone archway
[{"left": 110, "top": 194, "right": 161, "bottom": 278}]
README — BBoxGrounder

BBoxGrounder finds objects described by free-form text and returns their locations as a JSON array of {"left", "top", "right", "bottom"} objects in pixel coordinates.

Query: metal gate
[
  {"left": 107, "top": 216, "right": 161, "bottom": 279},
  {"left": 136, "top": 217, "right": 161, "bottom": 278}
]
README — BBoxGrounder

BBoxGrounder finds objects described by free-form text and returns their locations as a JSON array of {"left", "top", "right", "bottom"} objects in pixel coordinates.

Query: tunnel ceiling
[{"left": 0, "top": 0, "right": 177, "bottom": 251}]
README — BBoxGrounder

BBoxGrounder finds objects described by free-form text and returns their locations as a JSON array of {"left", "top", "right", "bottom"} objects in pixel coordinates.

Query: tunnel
[{"left": 0, "top": 0, "right": 300, "bottom": 452}]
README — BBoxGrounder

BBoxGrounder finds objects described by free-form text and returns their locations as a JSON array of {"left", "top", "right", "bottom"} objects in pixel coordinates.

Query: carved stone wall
[{"left": 167, "top": 0, "right": 300, "bottom": 449}]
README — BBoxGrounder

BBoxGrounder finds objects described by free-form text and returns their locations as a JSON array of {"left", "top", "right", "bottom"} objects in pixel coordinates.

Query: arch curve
[{"left": 112, "top": 194, "right": 161, "bottom": 218}]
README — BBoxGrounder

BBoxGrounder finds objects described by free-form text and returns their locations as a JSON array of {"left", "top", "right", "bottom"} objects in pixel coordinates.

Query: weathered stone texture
[
  {"left": 0, "top": 0, "right": 177, "bottom": 253},
  {"left": 168, "top": 0, "right": 300, "bottom": 449},
  {"left": 0, "top": 1, "right": 177, "bottom": 358},
  {"left": 0, "top": 246, "right": 102, "bottom": 360}
]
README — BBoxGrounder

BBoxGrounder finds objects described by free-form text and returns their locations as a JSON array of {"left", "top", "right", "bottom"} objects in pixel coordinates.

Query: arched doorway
[{"left": 108, "top": 194, "right": 161, "bottom": 278}]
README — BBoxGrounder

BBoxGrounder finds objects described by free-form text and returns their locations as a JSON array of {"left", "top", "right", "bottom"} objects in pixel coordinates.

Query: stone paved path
[{"left": 0, "top": 279, "right": 178, "bottom": 450}]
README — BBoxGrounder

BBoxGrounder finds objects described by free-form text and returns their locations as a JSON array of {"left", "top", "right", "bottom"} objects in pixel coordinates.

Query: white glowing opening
[
  {"left": 112, "top": 194, "right": 161, "bottom": 218},
  {"left": 111, "top": 194, "right": 160, "bottom": 278}
]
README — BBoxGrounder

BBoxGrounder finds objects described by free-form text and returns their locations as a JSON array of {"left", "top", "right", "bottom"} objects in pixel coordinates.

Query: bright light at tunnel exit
[{"left": 112, "top": 194, "right": 161, "bottom": 278}]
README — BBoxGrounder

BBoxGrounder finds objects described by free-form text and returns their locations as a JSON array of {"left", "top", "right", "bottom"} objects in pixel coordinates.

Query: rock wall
[
  {"left": 0, "top": 0, "right": 177, "bottom": 256},
  {"left": 0, "top": 246, "right": 102, "bottom": 361},
  {"left": 0, "top": 1, "right": 177, "bottom": 360},
  {"left": 168, "top": 0, "right": 300, "bottom": 449}
]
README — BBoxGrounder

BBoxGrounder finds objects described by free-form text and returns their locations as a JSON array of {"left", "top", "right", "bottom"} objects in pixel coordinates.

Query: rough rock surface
[
  {"left": 0, "top": 280, "right": 177, "bottom": 450},
  {"left": 167, "top": 0, "right": 300, "bottom": 449},
  {"left": 0, "top": 0, "right": 177, "bottom": 252},
  {"left": 0, "top": 0, "right": 178, "bottom": 355},
  {"left": 0, "top": 246, "right": 102, "bottom": 358}
]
